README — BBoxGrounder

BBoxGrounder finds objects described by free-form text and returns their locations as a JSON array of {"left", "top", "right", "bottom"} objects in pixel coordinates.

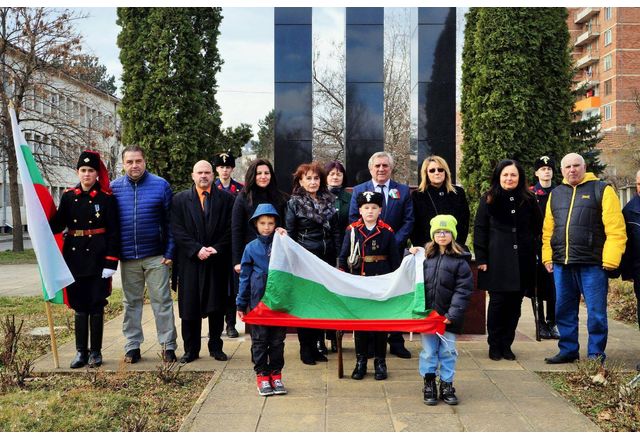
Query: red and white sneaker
[
  {"left": 270, "top": 373, "right": 288, "bottom": 395},
  {"left": 257, "top": 374, "right": 274, "bottom": 396}
]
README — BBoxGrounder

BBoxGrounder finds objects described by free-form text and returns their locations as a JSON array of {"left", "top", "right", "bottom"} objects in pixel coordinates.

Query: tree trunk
[{"left": 4, "top": 118, "right": 24, "bottom": 252}]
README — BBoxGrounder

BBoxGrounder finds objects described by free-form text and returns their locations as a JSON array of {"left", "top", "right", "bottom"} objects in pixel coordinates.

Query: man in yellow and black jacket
[{"left": 541, "top": 153, "right": 626, "bottom": 364}]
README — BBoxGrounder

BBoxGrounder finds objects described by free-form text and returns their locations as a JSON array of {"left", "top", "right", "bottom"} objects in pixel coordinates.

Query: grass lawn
[
  {"left": 0, "top": 289, "right": 210, "bottom": 431},
  {"left": 0, "top": 370, "right": 212, "bottom": 431},
  {"left": 0, "top": 249, "right": 37, "bottom": 265}
]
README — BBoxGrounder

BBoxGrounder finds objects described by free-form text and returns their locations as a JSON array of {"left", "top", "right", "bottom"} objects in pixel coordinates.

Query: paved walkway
[
  {"left": 30, "top": 295, "right": 640, "bottom": 431},
  {"left": 0, "top": 264, "right": 122, "bottom": 297}
]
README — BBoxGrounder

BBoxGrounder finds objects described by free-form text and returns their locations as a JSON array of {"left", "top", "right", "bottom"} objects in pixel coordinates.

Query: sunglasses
[
  {"left": 428, "top": 168, "right": 445, "bottom": 174},
  {"left": 434, "top": 230, "right": 452, "bottom": 236}
]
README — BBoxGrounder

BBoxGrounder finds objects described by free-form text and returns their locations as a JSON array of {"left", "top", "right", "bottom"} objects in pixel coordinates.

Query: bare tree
[
  {"left": 0, "top": 7, "right": 119, "bottom": 250},
  {"left": 312, "top": 9, "right": 412, "bottom": 183}
]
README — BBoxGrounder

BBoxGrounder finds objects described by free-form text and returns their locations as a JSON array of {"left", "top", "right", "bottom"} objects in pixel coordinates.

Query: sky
[{"left": 73, "top": 7, "right": 466, "bottom": 139}]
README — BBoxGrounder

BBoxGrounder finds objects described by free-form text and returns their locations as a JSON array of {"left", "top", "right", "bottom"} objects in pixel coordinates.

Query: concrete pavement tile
[
  {"left": 458, "top": 412, "right": 533, "bottom": 432},
  {"left": 472, "top": 357, "right": 525, "bottom": 371},
  {"left": 452, "top": 370, "right": 492, "bottom": 382},
  {"left": 521, "top": 412, "right": 599, "bottom": 432},
  {"left": 495, "top": 379, "right": 560, "bottom": 398},
  {"left": 383, "top": 381, "right": 424, "bottom": 397},
  {"left": 257, "top": 414, "right": 325, "bottom": 432},
  {"left": 451, "top": 395, "right": 518, "bottom": 414},
  {"left": 326, "top": 396, "right": 389, "bottom": 415},
  {"left": 217, "top": 368, "right": 255, "bottom": 382},
  {"left": 379, "top": 369, "right": 422, "bottom": 382},
  {"left": 327, "top": 379, "right": 386, "bottom": 397},
  {"left": 456, "top": 355, "right": 481, "bottom": 370},
  {"left": 263, "top": 396, "right": 325, "bottom": 415},
  {"left": 388, "top": 396, "right": 455, "bottom": 414},
  {"left": 327, "top": 413, "right": 394, "bottom": 432},
  {"left": 511, "top": 396, "right": 583, "bottom": 416},
  {"left": 199, "top": 395, "right": 264, "bottom": 414},
  {"left": 484, "top": 369, "right": 547, "bottom": 383},
  {"left": 208, "top": 379, "right": 256, "bottom": 396},
  {"left": 392, "top": 413, "right": 463, "bottom": 432},
  {"left": 187, "top": 413, "right": 260, "bottom": 432}
]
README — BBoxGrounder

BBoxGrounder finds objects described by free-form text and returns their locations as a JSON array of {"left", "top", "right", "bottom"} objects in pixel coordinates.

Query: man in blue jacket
[
  {"left": 349, "top": 151, "right": 415, "bottom": 358},
  {"left": 111, "top": 145, "right": 178, "bottom": 363}
]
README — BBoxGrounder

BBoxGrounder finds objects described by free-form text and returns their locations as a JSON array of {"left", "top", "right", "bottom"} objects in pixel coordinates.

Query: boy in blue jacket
[{"left": 237, "top": 203, "right": 288, "bottom": 397}]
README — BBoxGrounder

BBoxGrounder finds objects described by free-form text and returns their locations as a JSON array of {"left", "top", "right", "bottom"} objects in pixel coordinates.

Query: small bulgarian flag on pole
[
  {"left": 9, "top": 105, "right": 74, "bottom": 301},
  {"left": 243, "top": 233, "right": 446, "bottom": 334}
]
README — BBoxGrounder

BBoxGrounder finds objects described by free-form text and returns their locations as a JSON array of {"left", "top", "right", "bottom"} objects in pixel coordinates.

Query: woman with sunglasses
[{"left": 411, "top": 156, "right": 470, "bottom": 248}]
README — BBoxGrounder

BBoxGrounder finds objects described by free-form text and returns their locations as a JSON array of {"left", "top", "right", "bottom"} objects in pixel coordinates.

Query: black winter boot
[
  {"left": 373, "top": 358, "right": 387, "bottom": 380},
  {"left": 423, "top": 373, "right": 438, "bottom": 405},
  {"left": 88, "top": 313, "right": 104, "bottom": 368},
  {"left": 71, "top": 313, "right": 89, "bottom": 369},
  {"left": 439, "top": 380, "right": 458, "bottom": 405},
  {"left": 351, "top": 355, "right": 367, "bottom": 380}
]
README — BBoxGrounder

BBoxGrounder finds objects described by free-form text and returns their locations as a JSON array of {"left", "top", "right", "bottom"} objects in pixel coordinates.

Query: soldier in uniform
[
  {"left": 213, "top": 151, "right": 244, "bottom": 338},
  {"left": 338, "top": 191, "right": 401, "bottom": 380},
  {"left": 50, "top": 150, "right": 120, "bottom": 369}
]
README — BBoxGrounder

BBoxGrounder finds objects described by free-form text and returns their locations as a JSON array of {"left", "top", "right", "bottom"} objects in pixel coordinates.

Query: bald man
[
  {"left": 542, "top": 153, "right": 626, "bottom": 365},
  {"left": 171, "top": 160, "right": 236, "bottom": 364}
]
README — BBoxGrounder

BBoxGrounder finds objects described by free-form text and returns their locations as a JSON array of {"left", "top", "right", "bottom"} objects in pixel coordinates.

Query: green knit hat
[{"left": 430, "top": 214, "right": 458, "bottom": 240}]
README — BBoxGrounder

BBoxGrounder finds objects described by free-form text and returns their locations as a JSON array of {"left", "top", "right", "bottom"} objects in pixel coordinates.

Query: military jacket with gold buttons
[
  {"left": 338, "top": 218, "right": 401, "bottom": 276},
  {"left": 49, "top": 183, "right": 120, "bottom": 277}
]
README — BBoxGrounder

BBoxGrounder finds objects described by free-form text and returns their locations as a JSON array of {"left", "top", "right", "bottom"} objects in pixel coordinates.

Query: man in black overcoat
[{"left": 172, "top": 160, "right": 235, "bottom": 364}]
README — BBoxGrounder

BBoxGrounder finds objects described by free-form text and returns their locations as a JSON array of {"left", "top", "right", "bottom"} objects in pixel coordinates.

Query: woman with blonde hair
[{"left": 411, "top": 156, "right": 470, "bottom": 247}]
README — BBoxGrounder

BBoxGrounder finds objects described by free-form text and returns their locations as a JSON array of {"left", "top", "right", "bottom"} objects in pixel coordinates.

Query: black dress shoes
[
  {"left": 179, "top": 352, "right": 199, "bottom": 364},
  {"left": 210, "top": 351, "right": 228, "bottom": 361},
  {"left": 502, "top": 347, "right": 516, "bottom": 361},
  {"left": 489, "top": 347, "right": 502, "bottom": 361},
  {"left": 226, "top": 326, "right": 239, "bottom": 338},
  {"left": 162, "top": 349, "right": 177, "bottom": 363},
  {"left": 389, "top": 345, "right": 411, "bottom": 359},
  {"left": 544, "top": 353, "right": 579, "bottom": 364}
]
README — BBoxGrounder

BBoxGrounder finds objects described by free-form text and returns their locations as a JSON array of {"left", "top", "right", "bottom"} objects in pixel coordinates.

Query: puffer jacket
[
  {"left": 423, "top": 250, "right": 473, "bottom": 334},
  {"left": 111, "top": 171, "right": 175, "bottom": 261}
]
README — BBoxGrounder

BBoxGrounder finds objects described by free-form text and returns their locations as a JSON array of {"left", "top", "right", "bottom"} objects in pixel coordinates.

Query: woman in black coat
[
  {"left": 232, "top": 159, "right": 289, "bottom": 275},
  {"left": 411, "top": 155, "right": 470, "bottom": 248},
  {"left": 285, "top": 162, "right": 341, "bottom": 365},
  {"left": 473, "top": 159, "right": 542, "bottom": 362}
]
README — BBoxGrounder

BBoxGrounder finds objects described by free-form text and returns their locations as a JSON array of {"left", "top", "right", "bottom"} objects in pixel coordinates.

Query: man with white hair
[
  {"left": 349, "top": 151, "right": 415, "bottom": 358},
  {"left": 542, "top": 153, "right": 626, "bottom": 364}
]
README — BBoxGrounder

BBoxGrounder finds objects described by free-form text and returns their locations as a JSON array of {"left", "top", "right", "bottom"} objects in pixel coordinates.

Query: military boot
[
  {"left": 351, "top": 355, "right": 367, "bottom": 380},
  {"left": 70, "top": 313, "right": 89, "bottom": 369},
  {"left": 88, "top": 313, "right": 104, "bottom": 367},
  {"left": 373, "top": 358, "right": 388, "bottom": 380}
]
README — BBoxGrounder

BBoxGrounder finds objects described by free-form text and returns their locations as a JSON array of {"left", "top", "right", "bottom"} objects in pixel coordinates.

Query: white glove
[{"left": 101, "top": 268, "right": 116, "bottom": 279}]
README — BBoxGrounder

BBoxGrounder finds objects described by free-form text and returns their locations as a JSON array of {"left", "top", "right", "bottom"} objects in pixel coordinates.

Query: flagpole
[{"left": 44, "top": 301, "right": 60, "bottom": 369}]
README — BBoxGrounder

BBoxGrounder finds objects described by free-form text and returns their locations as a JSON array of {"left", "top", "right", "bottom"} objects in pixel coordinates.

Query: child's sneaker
[
  {"left": 270, "top": 372, "right": 288, "bottom": 395},
  {"left": 257, "top": 374, "right": 274, "bottom": 396}
]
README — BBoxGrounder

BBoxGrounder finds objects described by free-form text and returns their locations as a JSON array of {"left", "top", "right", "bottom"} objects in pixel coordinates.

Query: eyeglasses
[
  {"left": 434, "top": 230, "right": 452, "bottom": 236},
  {"left": 428, "top": 168, "right": 445, "bottom": 174}
]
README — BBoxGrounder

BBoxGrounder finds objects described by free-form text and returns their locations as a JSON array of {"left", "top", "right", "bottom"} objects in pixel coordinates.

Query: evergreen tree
[
  {"left": 219, "top": 123, "right": 252, "bottom": 159},
  {"left": 117, "top": 7, "right": 224, "bottom": 189},
  {"left": 460, "top": 8, "right": 574, "bottom": 212},
  {"left": 251, "top": 109, "right": 275, "bottom": 161}
]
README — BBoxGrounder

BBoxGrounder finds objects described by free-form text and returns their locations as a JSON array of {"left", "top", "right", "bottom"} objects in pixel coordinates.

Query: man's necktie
[
  {"left": 377, "top": 184, "right": 387, "bottom": 213},
  {"left": 203, "top": 191, "right": 210, "bottom": 221}
]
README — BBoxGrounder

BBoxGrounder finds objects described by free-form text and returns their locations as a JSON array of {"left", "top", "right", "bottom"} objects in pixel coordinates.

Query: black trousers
[
  {"left": 181, "top": 309, "right": 225, "bottom": 355},
  {"left": 251, "top": 324, "right": 286, "bottom": 375},
  {"left": 487, "top": 290, "right": 524, "bottom": 350},
  {"left": 355, "top": 331, "right": 387, "bottom": 358},
  {"left": 297, "top": 328, "right": 323, "bottom": 358},
  {"left": 388, "top": 331, "right": 406, "bottom": 348},
  {"left": 536, "top": 293, "right": 556, "bottom": 324},
  {"left": 66, "top": 275, "right": 109, "bottom": 314}
]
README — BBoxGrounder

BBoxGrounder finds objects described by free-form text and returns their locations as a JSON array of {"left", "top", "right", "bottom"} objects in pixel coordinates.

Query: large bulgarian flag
[
  {"left": 243, "top": 233, "right": 446, "bottom": 333},
  {"left": 9, "top": 106, "right": 74, "bottom": 303}
]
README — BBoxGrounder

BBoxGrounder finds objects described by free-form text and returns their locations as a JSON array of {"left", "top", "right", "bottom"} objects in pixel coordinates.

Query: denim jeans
[
  {"left": 121, "top": 255, "right": 177, "bottom": 352},
  {"left": 419, "top": 332, "right": 458, "bottom": 383},
  {"left": 554, "top": 264, "right": 608, "bottom": 360}
]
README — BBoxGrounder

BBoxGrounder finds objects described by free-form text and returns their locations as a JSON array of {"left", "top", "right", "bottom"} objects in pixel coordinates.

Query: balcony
[
  {"left": 575, "top": 51, "right": 599, "bottom": 69},
  {"left": 575, "top": 8, "right": 600, "bottom": 24},
  {"left": 575, "top": 79, "right": 599, "bottom": 91},
  {"left": 574, "top": 96, "right": 601, "bottom": 112},
  {"left": 574, "top": 25, "right": 600, "bottom": 47}
]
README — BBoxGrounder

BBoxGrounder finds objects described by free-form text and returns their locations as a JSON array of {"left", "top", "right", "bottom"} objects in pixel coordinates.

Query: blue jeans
[
  {"left": 419, "top": 332, "right": 458, "bottom": 383},
  {"left": 554, "top": 264, "right": 608, "bottom": 360}
]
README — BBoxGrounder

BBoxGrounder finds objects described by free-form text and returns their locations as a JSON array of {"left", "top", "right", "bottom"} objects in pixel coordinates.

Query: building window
[
  {"left": 604, "top": 29, "right": 612, "bottom": 46},
  {"left": 603, "top": 54, "right": 612, "bottom": 71},
  {"left": 604, "top": 79, "right": 612, "bottom": 96},
  {"left": 604, "top": 7, "right": 612, "bottom": 20},
  {"left": 603, "top": 104, "right": 612, "bottom": 121}
]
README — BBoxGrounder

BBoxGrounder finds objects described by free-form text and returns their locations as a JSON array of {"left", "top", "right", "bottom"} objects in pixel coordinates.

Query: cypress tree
[
  {"left": 460, "top": 8, "right": 574, "bottom": 211},
  {"left": 117, "top": 7, "right": 224, "bottom": 188}
]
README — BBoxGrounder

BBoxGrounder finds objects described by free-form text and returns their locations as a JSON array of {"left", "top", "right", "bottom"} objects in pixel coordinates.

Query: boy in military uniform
[
  {"left": 50, "top": 150, "right": 120, "bottom": 368},
  {"left": 338, "top": 191, "right": 400, "bottom": 380},
  {"left": 213, "top": 151, "right": 244, "bottom": 337}
]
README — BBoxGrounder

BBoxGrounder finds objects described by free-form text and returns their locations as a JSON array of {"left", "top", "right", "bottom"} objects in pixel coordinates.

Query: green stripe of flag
[{"left": 20, "top": 144, "right": 45, "bottom": 185}]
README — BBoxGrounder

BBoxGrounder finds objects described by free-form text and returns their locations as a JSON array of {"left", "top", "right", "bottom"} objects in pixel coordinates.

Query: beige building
[
  {"left": 568, "top": 7, "right": 640, "bottom": 182},
  {"left": 1, "top": 46, "right": 121, "bottom": 231}
]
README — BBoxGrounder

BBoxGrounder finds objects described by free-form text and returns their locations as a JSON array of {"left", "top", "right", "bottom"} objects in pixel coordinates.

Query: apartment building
[
  {"left": 568, "top": 7, "right": 640, "bottom": 181},
  {"left": 1, "top": 45, "right": 121, "bottom": 231}
]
